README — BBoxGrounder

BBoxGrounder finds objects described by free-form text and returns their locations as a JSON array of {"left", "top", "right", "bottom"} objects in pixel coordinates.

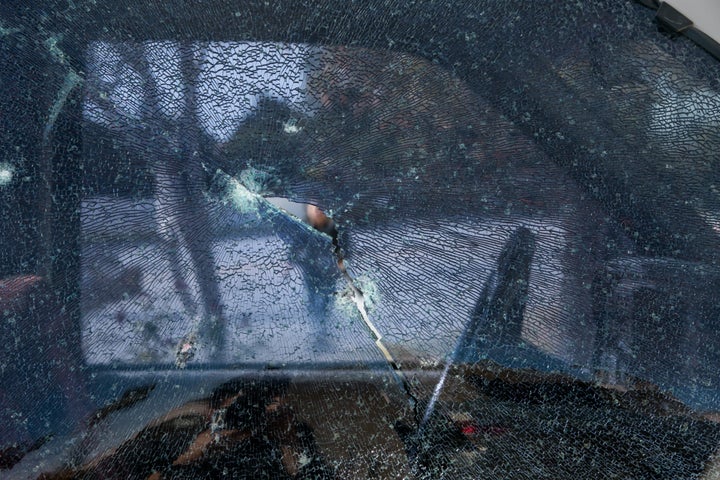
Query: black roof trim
[{"left": 637, "top": 0, "right": 720, "bottom": 61}]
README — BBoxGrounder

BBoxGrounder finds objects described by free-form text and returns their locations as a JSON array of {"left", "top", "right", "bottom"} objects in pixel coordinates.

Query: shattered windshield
[{"left": 2, "top": 1, "right": 720, "bottom": 478}]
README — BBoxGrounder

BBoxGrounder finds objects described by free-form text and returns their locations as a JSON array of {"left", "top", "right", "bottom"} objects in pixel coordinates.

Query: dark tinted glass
[{"left": 2, "top": 1, "right": 720, "bottom": 478}]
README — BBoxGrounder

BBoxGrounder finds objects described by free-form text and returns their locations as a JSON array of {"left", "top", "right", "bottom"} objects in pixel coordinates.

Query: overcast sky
[{"left": 84, "top": 41, "right": 321, "bottom": 143}]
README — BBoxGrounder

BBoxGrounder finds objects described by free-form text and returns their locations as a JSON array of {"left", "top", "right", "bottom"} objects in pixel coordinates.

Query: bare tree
[{"left": 85, "top": 42, "right": 226, "bottom": 362}]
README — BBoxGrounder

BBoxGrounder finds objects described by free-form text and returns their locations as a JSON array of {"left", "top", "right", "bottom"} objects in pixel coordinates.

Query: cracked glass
[{"left": 2, "top": 1, "right": 720, "bottom": 478}]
